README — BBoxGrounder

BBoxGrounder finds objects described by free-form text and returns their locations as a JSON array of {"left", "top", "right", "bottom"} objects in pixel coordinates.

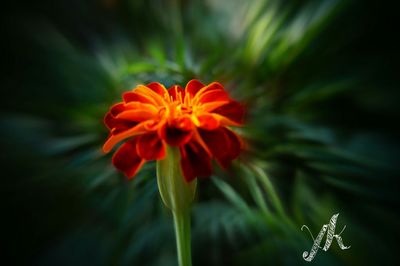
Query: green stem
[
  {"left": 173, "top": 209, "right": 192, "bottom": 266},
  {"left": 156, "top": 146, "right": 196, "bottom": 266}
]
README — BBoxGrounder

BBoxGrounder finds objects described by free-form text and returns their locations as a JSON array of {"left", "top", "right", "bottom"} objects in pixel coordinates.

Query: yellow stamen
[
  {"left": 177, "top": 87, "right": 183, "bottom": 103},
  {"left": 184, "top": 93, "right": 191, "bottom": 106},
  {"left": 191, "top": 115, "right": 201, "bottom": 127}
]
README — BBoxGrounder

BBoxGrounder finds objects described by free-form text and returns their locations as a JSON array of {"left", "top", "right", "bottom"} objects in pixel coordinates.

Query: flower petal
[
  {"left": 136, "top": 133, "right": 166, "bottom": 160},
  {"left": 104, "top": 103, "right": 125, "bottom": 129},
  {"left": 133, "top": 85, "right": 166, "bottom": 106},
  {"left": 147, "top": 82, "right": 168, "bottom": 97},
  {"left": 112, "top": 138, "right": 145, "bottom": 178},
  {"left": 179, "top": 141, "right": 212, "bottom": 182},
  {"left": 198, "top": 128, "right": 228, "bottom": 159},
  {"left": 105, "top": 115, "right": 138, "bottom": 134},
  {"left": 199, "top": 127, "right": 241, "bottom": 168},
  {"left": 116, "top": 102, "right": 158, "bottom": 122},
  {"left": 168, "top": 85, "right": 185, "bottom": 102},
  {"left": 104, "top": 111, "right": 121, "bottom": 130},
  {"left": 110, "top": 102, "right": 125, "bottom": 116},
  {"left": 197, "top": 114, "right": 220, "bottom": 130},
  {"left": 197, "top": 89, "right": 229, "bottom": 105},
  {"left": 200, "top": 101, "right": 230, "bottom": 113},
  {"left": 159, "top": 117, "right": 194, "bottom": 146},
  {"left": 193, "top": 82, "right": 224, "bottom": 102},
  {"left": 103, "top": 121, "right": 150, "bottom": 153},
  {"left": 144, "top": 119, "right": 162, "bottom": 131},
  {"left": 185, "top": 79, "right": 205, "bottom": 98},
  {"left": 104, "top": 103, "right": 139, "bottom": 131},
  {"left": 123, "top": 91, "right": 157, "bottom": 105},
  {"left": 212, "top": 101, "right": 245, "bottom": 125},
  {"left": 219, "top": 128, "right": 242, "bottom": 167}
]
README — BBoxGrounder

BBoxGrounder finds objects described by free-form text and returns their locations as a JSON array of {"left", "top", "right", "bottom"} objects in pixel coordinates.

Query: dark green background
[{"left": 1, "top": 0, "right": 399, "bottom": 265}]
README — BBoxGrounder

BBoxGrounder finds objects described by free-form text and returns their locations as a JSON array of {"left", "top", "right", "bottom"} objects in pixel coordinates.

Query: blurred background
[{"left": 1, "top": 0, "right": 399, "bottom": 265}]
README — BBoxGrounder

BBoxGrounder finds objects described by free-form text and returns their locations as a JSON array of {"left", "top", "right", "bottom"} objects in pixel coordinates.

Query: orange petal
[
  {"left": 116, "top": 102, "right": 158, "bottom": 122},
  {"left": 103, "top": 121, "right": 150, "bottom": 153},
  {"left": 173, "top": 116, "right": 193, "bottom": 131},
  {"left": 133, "top": 85, "right": 166, "bottom": 106},
  {"left": 124, "top": 101, "right": 159, "bottom": 111},
  {"left": 185, "top": 79, "right": 205, "bottom": 98},
  {"left": 211, "top": 114, "right": 242, "bottom": 127},
  {"left": 112, "top": 138, "right": 145, "bottom": 179},
  {"left": 104, "top": 102, "right": 139, "bottom": 131},
  {"left": 136, "top": 133, "right": 166, "bottom": 160},
  {"left": 144, "top": 119, "right": 163, "bottom": 131},
  {"left": 123, "top": 91, "right": 157, "bottom": 105},
  {"left": 179, "top": 141, "right": 212, "bottom": 182},
  {"left": 200, "top": 101, "right": 230, "bottom": 113},
  {"left": 197, "top": 114, "right": 220, "bottom": 130},
  {"left": 116, "top": 109, "right": 156, "bottom": 122}
]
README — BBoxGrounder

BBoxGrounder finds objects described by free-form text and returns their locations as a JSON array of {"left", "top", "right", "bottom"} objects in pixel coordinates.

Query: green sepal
[{"left": 156, "top": 146, "right": 197, "bottom": 212}]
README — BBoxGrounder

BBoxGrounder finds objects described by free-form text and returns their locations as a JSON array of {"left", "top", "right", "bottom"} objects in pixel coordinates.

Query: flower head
[{"left": 103, "top": 80, "right": 244, "bottom": 182}]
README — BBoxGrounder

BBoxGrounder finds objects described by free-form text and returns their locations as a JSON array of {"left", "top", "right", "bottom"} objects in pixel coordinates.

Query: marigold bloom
[{"left": 103, "top": 79, "right": 244, "bottom": 182}]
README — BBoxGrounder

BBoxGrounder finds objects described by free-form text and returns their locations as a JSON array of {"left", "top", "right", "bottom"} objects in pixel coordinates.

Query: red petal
[
  {"left": 136, "top": 133, "right": 166, "bottom": 160},
  {"left": 199, "top": 128, "right": 241, "bottom": 168},
  {"left": 212, "top": 101, "right": 245, "bottom": 125},
  {"left": 220, "top": 128, "right": 241, "bottom": 166},
  {"left": 179, "top": 141, "right": 212, "bottom": 182},
  {"left": 104, "top": 112, "right": 119, "bottom": 129},
  {"left": 159, "top": 117, "right": 194, "bottom": 146},
  {"left": 198, "top": 128, "right": 228, "bottom": 158},
  {"left": 185, "top": 79, "right": 205, "bottom": 97},
  {"left": 147, "top": 82, "right": 168, "bottom": 96},
  {"left": 112, "top": 138, "right": 145, "bottom": 178},
  {"left": 106, "top": 116, "right": 138, "bottom": 133},
  {"left": 194, "top": 82, "right": 224, "bottom": 99},
  {"left": 168, "top": 85, "right": 185, "bottom": 101},
  {"left": 110, "top": 103, "right": 125, "bottom": 116},
  {"left": 197, "top": 89, "right": 229, "bottom": 104},
  {"left": 104, "top": 103, "right": 139, "bottom": 131}
]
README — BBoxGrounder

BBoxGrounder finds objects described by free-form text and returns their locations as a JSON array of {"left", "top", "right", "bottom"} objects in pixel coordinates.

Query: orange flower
[{"left": 103, "top": 80, "right": 244, "bottom": 182}]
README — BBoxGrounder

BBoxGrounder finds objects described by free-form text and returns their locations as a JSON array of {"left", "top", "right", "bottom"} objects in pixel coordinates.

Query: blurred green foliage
[{"left": 1, "top": 0, "right": 399, "bottom": 265}]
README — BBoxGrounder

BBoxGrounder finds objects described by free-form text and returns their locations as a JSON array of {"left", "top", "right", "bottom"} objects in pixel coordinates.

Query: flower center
[{"left": 178, "top": 105, "right": 193, "bottom": 115}]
